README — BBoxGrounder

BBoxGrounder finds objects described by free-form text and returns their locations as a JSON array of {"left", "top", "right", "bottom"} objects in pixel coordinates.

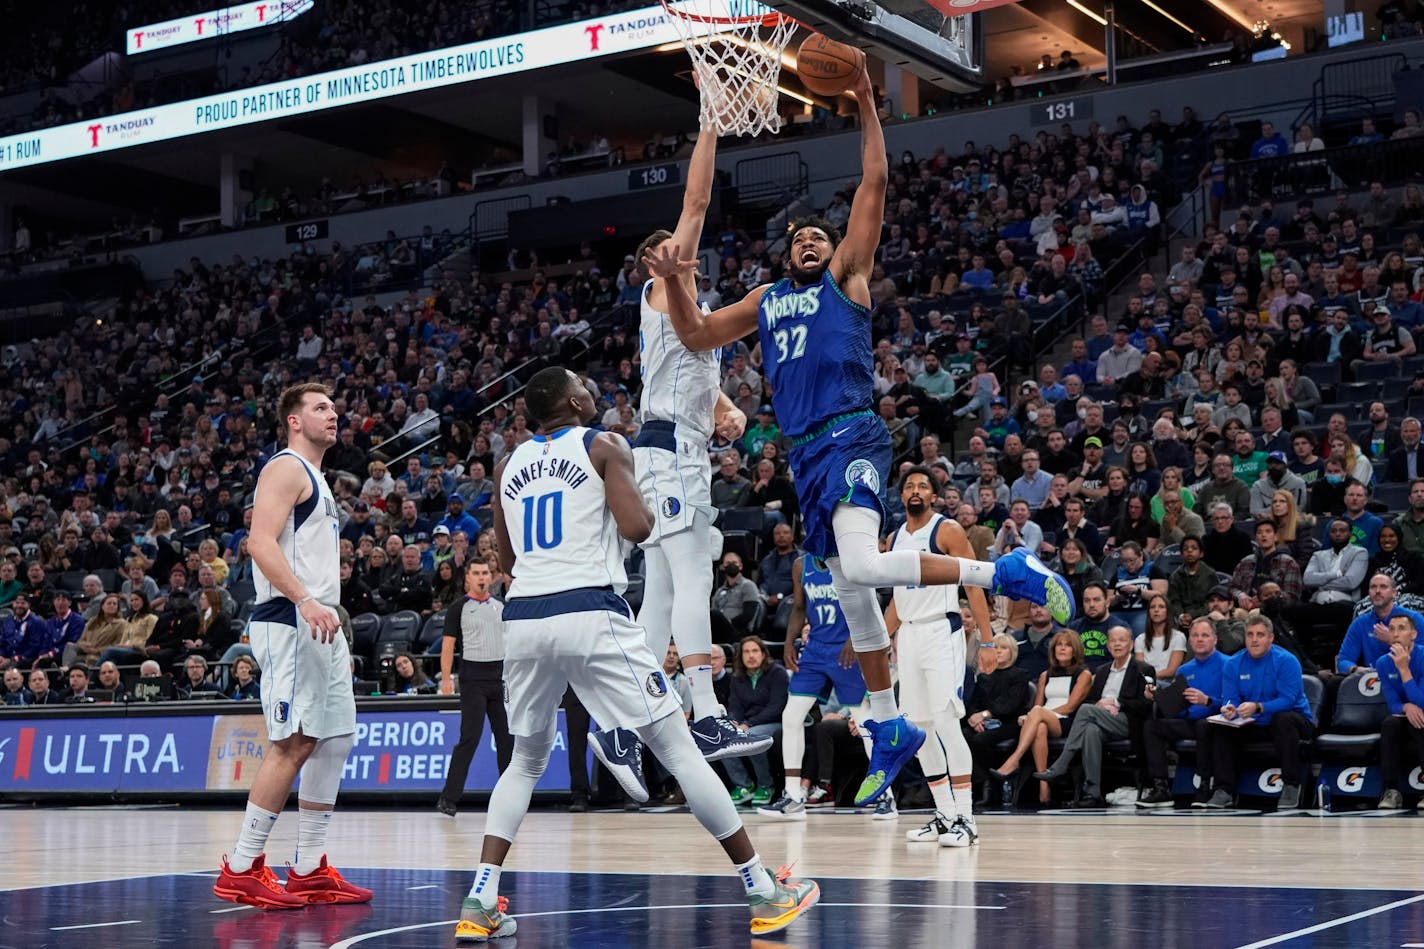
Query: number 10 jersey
[{"left": 501, "top": 427, "right": 628, "bottom": 598}]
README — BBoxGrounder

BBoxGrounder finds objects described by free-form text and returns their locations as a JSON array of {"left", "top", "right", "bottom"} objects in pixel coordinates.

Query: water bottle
[
  {"left": 1001, "top": 778, "right": 1014, "bottom": 808},
  {"left": 1317, "top": 781, "right": 1330, "bottom": 813}
]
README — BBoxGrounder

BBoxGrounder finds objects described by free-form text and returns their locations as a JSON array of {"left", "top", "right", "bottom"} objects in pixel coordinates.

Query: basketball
[{"left": 796, "top": 34, "right": 864, "bottom": 97}]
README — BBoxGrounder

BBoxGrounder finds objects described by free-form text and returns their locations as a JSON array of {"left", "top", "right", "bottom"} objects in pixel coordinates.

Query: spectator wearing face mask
[{"left": 712, "top": 552, "right": 764, "bottom": 637}]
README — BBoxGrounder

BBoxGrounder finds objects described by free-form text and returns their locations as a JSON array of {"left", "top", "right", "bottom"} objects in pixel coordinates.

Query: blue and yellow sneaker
[
  {"left": 748, "top": 867, "right": 820, "bottom": 935},
  {"left": 992, "top": 548, "right": 1076, "bottom": 624},
  {"left": 454, "top": 895, "right": 516, "bottom": 942},
  {"left": 854, "top": 716, "right": 925, "bottom": 806}
]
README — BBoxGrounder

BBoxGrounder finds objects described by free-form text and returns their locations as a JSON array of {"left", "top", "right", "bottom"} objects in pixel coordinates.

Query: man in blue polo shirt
[
  {"left": 1337, "top": 573, "right": 1424, "bottom": 675},
  {"left": 1199, "top": 615, "right": 1315, "bottom": 810},
  {"left": 1138, "top": 618, "right": 1227, "bottom": 808},
  {"left": 1375, "top": 613, "right": 1424, "bottom": 809}
]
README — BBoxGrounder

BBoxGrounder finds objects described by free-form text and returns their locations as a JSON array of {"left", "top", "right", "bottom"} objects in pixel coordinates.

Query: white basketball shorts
[
  {"left": 248, "top": 598, "right": 357, "bottom": 742},
  {"left": 632, "top": 421, "right": 714, "bottom": 548},
  {"left": 501, "top": 587, "right": 684, "bottom": 736},
  {"left": 897, "top": 612, "right": 968, "bottom": 721}
]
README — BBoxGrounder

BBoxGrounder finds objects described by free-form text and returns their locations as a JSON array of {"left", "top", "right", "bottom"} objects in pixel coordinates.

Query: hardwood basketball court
[{"left": 3, "top": 805, "right": 1420, "bottom": 947}]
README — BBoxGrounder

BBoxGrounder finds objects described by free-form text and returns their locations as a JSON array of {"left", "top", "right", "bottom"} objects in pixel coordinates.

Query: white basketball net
[{"left": 660, "top": 0, "right": 796, "bottom": 137}]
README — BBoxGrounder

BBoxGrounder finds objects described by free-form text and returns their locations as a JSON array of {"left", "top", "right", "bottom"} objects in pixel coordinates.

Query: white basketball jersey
[
  {"left": 891, "top": 514, "right": 962, "bottom": 624},
  {"left": 502, "top": 427, "right": 627, "bottom": 598},
  {"left": 638, "top": 279, "right": 719, "bottom": 440},
  {"left": 253, "top": 450, "right": 341, "bottom": 607}
]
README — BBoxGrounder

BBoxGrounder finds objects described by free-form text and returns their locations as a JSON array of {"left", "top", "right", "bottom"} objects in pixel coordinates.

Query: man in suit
[
  {"left": 1289, "top": 518, "right": 1369, "bottom": 635},
  {"left": 1386, "top": 418, "right": 1423, "bottom": 484},
  {"left": 1031, "top": 625, "right": 1157, "bottom": 806}
]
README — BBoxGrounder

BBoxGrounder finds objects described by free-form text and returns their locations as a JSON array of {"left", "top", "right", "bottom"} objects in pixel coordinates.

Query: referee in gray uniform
[{"left": 436, "top": 559, "right": 513, "bottom": 817}]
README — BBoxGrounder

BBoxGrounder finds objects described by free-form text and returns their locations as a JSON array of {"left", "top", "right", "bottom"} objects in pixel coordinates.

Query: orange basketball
[{"left": 796, "top": 34, "right": 864, "bottom": 98}]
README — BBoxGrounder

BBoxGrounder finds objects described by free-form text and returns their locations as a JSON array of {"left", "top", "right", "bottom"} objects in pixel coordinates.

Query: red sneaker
[
  {"left": 214, "top": 854, "right": 307, "bottom": 910},
  {"left": 284, "top": 855, "right": 374, "bottom": 904}
]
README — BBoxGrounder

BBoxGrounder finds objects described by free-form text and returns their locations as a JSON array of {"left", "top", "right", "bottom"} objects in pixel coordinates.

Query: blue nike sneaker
[
  {"left": 992, "top": 548, "right": 1076, "bottom": 624},
  {"left": 589, "top": 728, "right": 649, "bottom": 803},
  {"left": 854, "top": 716, "right": 925, "bottom": 807}
]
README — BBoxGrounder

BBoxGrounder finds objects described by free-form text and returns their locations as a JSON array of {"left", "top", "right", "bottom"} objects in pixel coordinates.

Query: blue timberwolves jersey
[
  {"left": 802, "top": 554, "right": 850, "bottom": 648},
  {"left": 757, "top": 269, "right": 874, "bottom": 438}
]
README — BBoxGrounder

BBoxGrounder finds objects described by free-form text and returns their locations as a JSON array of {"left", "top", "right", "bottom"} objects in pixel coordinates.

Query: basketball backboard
[{"left": 763, "top": 0, "right": 1019, "bottom": 91}]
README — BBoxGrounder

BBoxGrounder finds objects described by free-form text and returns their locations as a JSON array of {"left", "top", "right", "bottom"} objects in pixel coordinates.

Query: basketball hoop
[{"left": 659, "top": 0, "right": 798, "bottom": 137}]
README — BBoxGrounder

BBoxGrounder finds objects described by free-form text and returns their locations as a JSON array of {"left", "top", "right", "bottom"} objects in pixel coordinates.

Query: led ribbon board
[{"left": 0, "top": 1, "right": 769, "bottom": 172}]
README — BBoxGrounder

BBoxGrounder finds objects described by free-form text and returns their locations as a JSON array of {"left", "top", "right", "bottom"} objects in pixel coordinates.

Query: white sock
[
  {"left": 951, "top": 779, "right": 974, "bottom": 819},
  {"left": 956, "top": 558, "right": 993, "bottom": 589},
  {"left": 867, "top": 687, "right": 899, "bottom": 724},
  {"left": 785, "top": 777, "right": 805, "bottom": 801},
  {"left": 735, "top": 854, "right": 775, "bottom": 898},
  {"left": 687, "top": 665, "right": 721, "bottom": 720},
  {"left": 293, "top": 808, "right": 333, "bottom": 875},
  {"left": 927, "top": 777, "right": 954, "bottom": 815},
  {"left": 468, "top": 862, "right": 502, "bottom": 908},
  {"left": 230, "top": 801, "right": 279, "bottom": 873}
]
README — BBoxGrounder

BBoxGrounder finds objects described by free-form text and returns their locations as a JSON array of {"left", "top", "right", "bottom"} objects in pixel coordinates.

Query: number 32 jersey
[
  {"left": 756, "top": 269, "right": 875, "bottom": 439},
  {"left": 501, "top": 427, "right": 628, "bottom": 598}
]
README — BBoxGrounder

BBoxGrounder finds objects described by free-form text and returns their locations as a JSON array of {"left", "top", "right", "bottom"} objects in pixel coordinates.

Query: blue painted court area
[{"left": 2, "top": 870, "right": 1421, "bottom": 948}]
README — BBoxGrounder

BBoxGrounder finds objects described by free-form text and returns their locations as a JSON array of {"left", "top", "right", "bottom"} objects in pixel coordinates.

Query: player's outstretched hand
[
  {"left": 300, "top": 598, "right": 341, "bottom": 644},
  {"left": 642, "top": 242, "right": 697, "bottom": 281}
]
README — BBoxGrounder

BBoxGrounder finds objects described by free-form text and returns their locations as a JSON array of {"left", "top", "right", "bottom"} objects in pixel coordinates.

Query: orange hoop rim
[{"left": 658, "top": 0, "right": 793, "bottom": 28}]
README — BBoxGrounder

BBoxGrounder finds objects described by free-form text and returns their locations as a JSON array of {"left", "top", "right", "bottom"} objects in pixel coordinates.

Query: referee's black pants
[{"left": 440, "top": 659, "right": 513, "bottom": 804}]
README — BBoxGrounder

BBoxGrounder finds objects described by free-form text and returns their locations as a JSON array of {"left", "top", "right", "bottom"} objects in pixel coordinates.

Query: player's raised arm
[
  {"left": 587, "top": 431, "right": 654, "bottom": 544},
  {"left": 668, "top": 127, "right": 718, "bottom": 291},
  {"left": 829, "top": 68, "right": 888, "bottom": 302},
  {"left": 490, "top": 457, "right": 517, "bottom": 577},
  {"left": 643, "top": 241, "right": 764, "bottom": 351}
]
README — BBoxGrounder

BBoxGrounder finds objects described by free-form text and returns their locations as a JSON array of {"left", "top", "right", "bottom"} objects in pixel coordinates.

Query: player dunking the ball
[
  {"left": 644, "top": 61, "right": 1075, "bottom": 806},
  {"left": 889, "top": 467, "right": 993, "bottom": 847},
  {"left": 587, "top": 119, "right": 772, "bottom": 804},
  {"left": 456, "top": 368, "right": 818, "bottom": 941},
  {"left": 214, "top": 383, "right": 371, "bottom": 909}
]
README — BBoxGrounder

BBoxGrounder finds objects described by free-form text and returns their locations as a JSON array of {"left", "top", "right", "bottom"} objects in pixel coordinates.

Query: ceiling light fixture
[{"left": 1065, "top": 0, "right": 1107, "bottom": 26}]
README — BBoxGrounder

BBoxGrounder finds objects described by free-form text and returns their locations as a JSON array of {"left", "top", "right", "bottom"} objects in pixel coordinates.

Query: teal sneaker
[
  {"left": 730, "top": 785, "right": 755, "bottom": 805},
  {"left": 748, "top": 868, "right": 820, "bottom": 935},
  {"left": 455, "top": 895, "right": 517, "bottom": 942},
  {"left": 992, "top": 548, "right": 1076, "bottom": 624},
  {"left": 854, "top": 716, "right": 925, "bottom": 806}
]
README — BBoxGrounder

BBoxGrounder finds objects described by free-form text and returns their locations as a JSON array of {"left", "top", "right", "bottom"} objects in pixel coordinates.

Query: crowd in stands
[{"left": 5, "top": 100, "right": 1424, "bottom": 814}]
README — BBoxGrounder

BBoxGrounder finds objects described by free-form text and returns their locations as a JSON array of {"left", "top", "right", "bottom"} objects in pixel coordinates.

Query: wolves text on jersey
[
  {"left": 761, "top": 284, "right": 822, "bottom": 328},
  {"left": 502, "top": 456, "right": 591, "bottom": 501}
]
